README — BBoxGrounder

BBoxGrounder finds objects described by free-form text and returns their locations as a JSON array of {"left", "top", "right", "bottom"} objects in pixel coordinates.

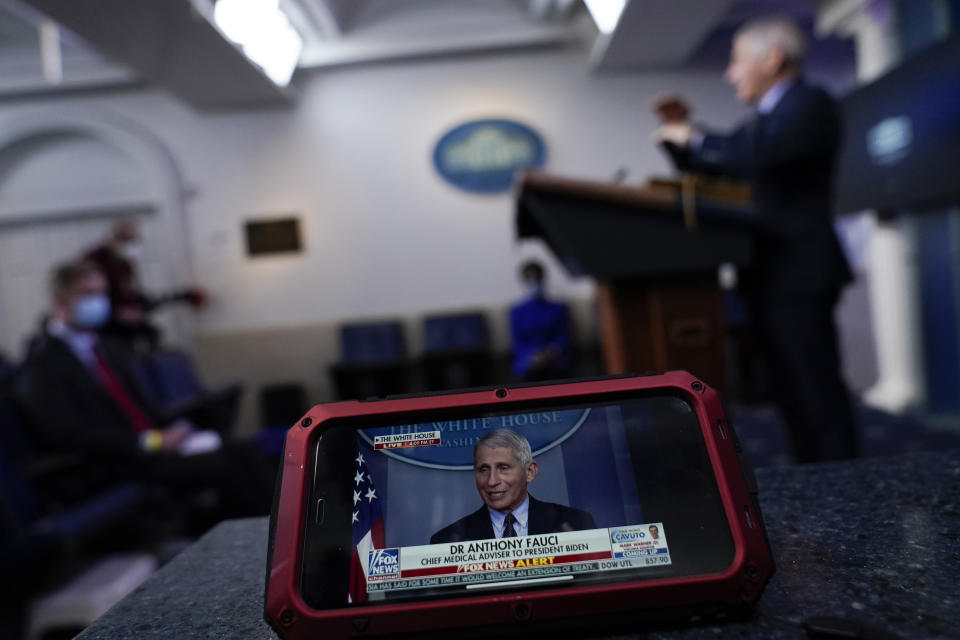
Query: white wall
[
  {"left": 0, "top": 46, "right": 748, "bottom": 343},
  {"left": 0, "top": 133, "right": 149, "bottom": 218}
]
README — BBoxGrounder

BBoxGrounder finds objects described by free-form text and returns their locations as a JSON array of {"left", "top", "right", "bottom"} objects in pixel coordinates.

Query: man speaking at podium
[
  {"left": 430, "top": 429, "right": 595, "bottom": 544},
  {"left": 653, "top": 17, "right": 858, "bottom": 463}
]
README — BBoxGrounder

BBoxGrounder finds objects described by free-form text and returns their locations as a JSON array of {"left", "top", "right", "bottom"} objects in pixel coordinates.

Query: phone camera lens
[{"left": 513, "top": 602, "right": 531, "bottom": 620}]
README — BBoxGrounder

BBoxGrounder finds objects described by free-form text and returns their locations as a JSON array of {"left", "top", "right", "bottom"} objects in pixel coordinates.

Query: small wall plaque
[{"left": 245, "top": 217, "right": 302, "bottom": 256}]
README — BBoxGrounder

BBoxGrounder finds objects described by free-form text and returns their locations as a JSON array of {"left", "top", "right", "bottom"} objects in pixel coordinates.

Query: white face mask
[
  {"left": 121, "top": 242, "right": 143, "bottom": 260},
  {"left": 525, "top": 282, "right": 544, "bottom": 299}
]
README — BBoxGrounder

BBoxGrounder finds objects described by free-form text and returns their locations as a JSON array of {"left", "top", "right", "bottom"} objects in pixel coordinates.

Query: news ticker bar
[
  {"left": 365, "top": 523, "right": 671, "bottom": 594},
  {"left": 369, "top": 561, "right": 605, "bottom": 592}
]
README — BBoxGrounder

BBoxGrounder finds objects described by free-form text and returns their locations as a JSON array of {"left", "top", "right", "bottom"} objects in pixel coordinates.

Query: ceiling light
[
  {"left": 214, "top": 0, "right": 303, "bottom": 87},
  {"left": 38, "top": 19, "right": 63, "bottom": 84},
  {"left": 584, "top": 0, "right": 627, "bottom": 35}
]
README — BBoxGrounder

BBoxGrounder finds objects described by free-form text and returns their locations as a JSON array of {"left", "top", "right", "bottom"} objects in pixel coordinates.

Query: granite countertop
[{"left": 77, "top": 449, "right": 960, "bottom": 639}]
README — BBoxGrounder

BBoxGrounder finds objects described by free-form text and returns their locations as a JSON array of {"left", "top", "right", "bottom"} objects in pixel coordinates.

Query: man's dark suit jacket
[
  {"left": 429, "top": 495, "right": 596, "bottom": 544},
  {"left": 15, "top": 334, "right": 159, "bottom": 460},
  {"left": 665, "top": 78, "right": 852, "bottom": 299},
  {"left": 16, "top": 332, "right": 277, "bottom": 516}
]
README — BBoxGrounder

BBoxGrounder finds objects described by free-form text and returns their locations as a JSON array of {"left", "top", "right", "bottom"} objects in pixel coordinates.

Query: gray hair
[
  {"left": 735, "top": 17, "right": 806, "bottom": 68},
  {"left": 474, "top": 429, "right": 533, "bottom": 468}
]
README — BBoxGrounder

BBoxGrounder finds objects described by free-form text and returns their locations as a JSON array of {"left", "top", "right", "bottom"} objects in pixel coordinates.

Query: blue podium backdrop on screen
[
  {"left": 359, "top": 405, "right": 645, "bottom": 548},
  {"left": 433, "top": 119, "right": 546, "bottom": 193}
]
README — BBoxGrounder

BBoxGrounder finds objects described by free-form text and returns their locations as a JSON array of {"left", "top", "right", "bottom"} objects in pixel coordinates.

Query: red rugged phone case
[{"left": 264, "top": 372, "right": 774, "bottom": 639}]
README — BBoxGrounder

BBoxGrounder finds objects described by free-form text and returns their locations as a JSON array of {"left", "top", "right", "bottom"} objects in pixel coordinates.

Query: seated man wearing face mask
[
  {"left": 15, "top": 260, "right": 272, "bottom": 520},
  {"left": 508, "top": 261, "right": 573, "bottom": 381},
  {"left": 85, "top": 219, "right": 206, "bottom": 352}
]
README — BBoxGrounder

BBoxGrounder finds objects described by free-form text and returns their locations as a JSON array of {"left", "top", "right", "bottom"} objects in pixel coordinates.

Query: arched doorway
[{"left": 0, "top": 111, "right": 194, "bottom": 358}]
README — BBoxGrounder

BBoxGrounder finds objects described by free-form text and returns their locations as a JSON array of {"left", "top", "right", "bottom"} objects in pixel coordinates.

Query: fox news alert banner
[{"left": 365, "top": 523, "right": 670, "bottom": 595}]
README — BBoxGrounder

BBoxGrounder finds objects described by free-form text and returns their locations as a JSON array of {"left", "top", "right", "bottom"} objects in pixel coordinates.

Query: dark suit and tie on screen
[
  {"left": 430, "top": 429, "right": 595, "bottom": 544},
  {"left": 654, "top": 17, "right": 858, "bottom": 463}
]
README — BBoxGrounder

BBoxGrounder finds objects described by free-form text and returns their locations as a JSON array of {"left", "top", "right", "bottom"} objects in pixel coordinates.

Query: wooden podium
[{"left": 516, "top": 172, "right": 756, "bottom": 390}]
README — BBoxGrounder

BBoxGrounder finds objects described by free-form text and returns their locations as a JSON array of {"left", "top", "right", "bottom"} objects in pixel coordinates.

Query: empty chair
[
  {"left": 421, "top": 312, "right": 495, "bottom": 391},
  {"left": 260, "top": 383, "right": 309, "bottom": 429},
  {"left": 329, "top": 321, "right": 413, "bottom": 400},
  {"left": 340, "top": 322, "right": 406, "bottom": 364},
  {"left": 424, "top": 312, "right": 489, "bottom": 354},
  {"left": 255, "top": 383, "right": 310, "bottom": 455},
  {"left": 128, "top": 350, "right": 243, "bottom": 433}
]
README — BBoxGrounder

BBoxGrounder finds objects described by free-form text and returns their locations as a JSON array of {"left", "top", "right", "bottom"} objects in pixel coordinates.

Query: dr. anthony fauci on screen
[{"left": 430, "top": 430, "right": 596, "bottom": 544}]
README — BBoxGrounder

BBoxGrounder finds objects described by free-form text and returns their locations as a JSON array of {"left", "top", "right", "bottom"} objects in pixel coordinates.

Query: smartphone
[{"left": 265, "top": 372, "right": 773, "bottom": 638}]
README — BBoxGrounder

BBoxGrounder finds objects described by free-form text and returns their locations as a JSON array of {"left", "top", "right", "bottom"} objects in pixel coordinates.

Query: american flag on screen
[{"left": 348, "top": 446, "right": 384, "bottom": 603}]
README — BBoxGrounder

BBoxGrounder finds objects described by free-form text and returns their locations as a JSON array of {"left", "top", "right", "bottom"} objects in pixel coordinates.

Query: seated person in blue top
[
  {"left": 509, "top": 261, "right": 572, "bottom": 381},
  {"left": 430, "top": 429, "right": 595, "bottom": 544}
]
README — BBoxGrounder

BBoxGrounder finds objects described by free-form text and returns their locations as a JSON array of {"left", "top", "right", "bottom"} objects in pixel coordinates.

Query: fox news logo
[{"left": 368, "top": 548, "right": 400, "bottom": 578}]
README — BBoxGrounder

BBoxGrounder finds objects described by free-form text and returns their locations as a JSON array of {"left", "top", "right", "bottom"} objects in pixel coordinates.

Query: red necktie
[{"left": 91, "top": 347, "right": 156, "bottom": 433}]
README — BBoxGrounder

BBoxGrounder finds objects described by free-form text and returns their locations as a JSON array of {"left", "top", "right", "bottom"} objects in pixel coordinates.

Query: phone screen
[{"left": 299, "top": 392, "right": 735, "bottom": 610}]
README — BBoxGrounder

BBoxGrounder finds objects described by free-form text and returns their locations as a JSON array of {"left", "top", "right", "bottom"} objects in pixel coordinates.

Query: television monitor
[{"left": 835, "top": 35, "right": 960, "bottom": 213}]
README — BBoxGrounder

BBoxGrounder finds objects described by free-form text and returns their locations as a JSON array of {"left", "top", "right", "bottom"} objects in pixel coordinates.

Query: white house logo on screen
[
  {"left": 867, "top": 116, "right": 912, "bottom": 166},
  {"left": 368, "top": 548, "right": 400, "bottom": 580}
]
